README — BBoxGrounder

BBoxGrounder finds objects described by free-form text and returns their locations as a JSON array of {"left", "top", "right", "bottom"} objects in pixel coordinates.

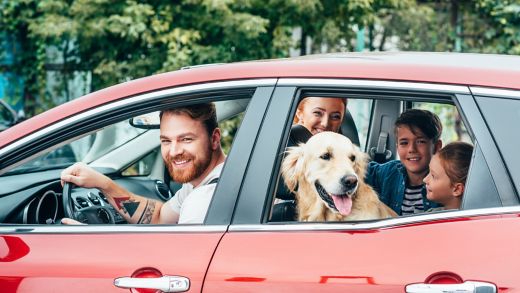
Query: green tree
[
  {"left": 4, "top": 0, "right": 518, "bottom": 118},
  {"left": 1, "top": 0, "right": 291, "bottom": 115},
  {"left": 376, "top": 0, "right": 520, "bottom": 54}
]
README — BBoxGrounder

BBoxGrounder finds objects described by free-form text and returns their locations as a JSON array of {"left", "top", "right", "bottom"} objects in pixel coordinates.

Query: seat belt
[{"left": 369, "top": 132, "right": 392, "bottom": 163}]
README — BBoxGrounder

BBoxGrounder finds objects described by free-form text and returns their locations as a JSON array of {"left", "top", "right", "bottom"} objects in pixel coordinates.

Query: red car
[{"left": 1, "top": 52, "right": 519, "bottom": 292}]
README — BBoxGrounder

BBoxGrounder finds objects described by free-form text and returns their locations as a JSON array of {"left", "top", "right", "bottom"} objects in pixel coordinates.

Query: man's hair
[
  {"left": 438, "top": 141, "right": 474, "bottom": 185},
  {"left": 395, "top": 109, "right": 443, "bottom": 142},
  {"left": 159, "top": 103, "right": 218, "bottom": 137}
]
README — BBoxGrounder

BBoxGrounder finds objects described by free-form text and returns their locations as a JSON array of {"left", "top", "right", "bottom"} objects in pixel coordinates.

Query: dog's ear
[
  {"left": 353, "top": 146, "right": 369, "bottom": 176},
  {"left": 281, "top": 145, "right": 306, "bottom": 192}
]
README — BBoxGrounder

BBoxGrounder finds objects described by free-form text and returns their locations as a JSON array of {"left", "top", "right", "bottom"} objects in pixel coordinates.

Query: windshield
[{"left": 6, "top": 120, "right": 146, "bottom": 175}]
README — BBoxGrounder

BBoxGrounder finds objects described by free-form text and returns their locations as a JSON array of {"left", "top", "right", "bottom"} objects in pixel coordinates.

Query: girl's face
[
  {"left": 423, "top": 154, "right": 462, "bottom": 208},
  {"left": 296, "top": 97, "right": 345, "bottom": 135}
]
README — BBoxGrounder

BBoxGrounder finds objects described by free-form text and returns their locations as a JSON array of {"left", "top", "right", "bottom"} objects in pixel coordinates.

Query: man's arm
[
  {"left": 61, "top": 162, "right": 178, "bottom": 224},
  {"left": 101, "top": 181, "right": 163, "bottom": 224}
]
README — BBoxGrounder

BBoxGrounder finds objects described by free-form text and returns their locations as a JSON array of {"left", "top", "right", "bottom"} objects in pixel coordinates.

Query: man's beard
[{"left": 166, "top": 147, "right": 213, "bottom": 184}]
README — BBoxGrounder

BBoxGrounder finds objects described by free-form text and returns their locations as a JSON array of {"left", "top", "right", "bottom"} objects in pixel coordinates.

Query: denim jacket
[{"left": 365, "top": 160, "right": 439, "bottom": 215}]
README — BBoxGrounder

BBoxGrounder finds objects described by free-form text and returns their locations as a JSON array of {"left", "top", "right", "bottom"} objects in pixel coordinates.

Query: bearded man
[{"left": 60, "top": 103, "right": 225, "bottom": 224}]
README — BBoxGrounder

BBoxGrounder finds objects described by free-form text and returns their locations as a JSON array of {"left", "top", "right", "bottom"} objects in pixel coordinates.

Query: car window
[
  {"left": 475, "top": 95, "right": 520, "bottom": 197},
  {"left": 412, "top": 102, "right": 471, "bottom": 145},
  {"left": 0, "top": 89, "right": 255, "bottom": 225},
  {"left": 270, "top": 93, "right": 478, "bottom": 223},
  {"left": 347, "top": 98, "right": 373, "bottom": 151},
  {"left": 6, "top": 122, "right": 146, "bottom": 175},
  {"left": 122, "top": 148, "right": 160, "bottom": 176}
]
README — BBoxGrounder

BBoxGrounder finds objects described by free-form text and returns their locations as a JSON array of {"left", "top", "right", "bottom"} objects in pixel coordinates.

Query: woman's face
[{"left": 296, "top": 97, "right": 345, "bottom": 135}]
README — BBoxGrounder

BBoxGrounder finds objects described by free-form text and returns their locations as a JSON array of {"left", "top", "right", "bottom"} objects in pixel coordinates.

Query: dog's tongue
[{"left": 331, "top": 195, "right": 352, "bottom": 216}]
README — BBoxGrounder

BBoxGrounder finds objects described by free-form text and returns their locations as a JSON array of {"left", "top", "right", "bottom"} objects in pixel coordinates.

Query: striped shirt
[{"left": 401, "top": 184, "right": 424, "bottom": 215}]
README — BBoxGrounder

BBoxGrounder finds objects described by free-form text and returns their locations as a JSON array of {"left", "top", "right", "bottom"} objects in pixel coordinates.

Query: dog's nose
[{"left": 341, "top": 175, "right": 358, "bottom": 189}]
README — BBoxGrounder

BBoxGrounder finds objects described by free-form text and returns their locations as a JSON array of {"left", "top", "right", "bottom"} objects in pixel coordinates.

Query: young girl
[{"left": 423, "top": 141, "right": 474, "bottom": 211}]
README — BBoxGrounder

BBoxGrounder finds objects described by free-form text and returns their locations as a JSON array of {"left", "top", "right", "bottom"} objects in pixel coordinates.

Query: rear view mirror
[{"left": 129, "top": 111, "right": 160, "bottom": 129}]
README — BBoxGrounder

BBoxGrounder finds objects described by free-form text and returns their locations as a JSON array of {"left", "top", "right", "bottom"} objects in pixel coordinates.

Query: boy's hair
[
  {"left": 438, "top": 141, "right": 474, "bottom": 185},
  {"left": 395, "top": 109, "right": 443, "bottom": 142},
  {"left": 159, "top": 103, "right": 218, "bottom": 137}
]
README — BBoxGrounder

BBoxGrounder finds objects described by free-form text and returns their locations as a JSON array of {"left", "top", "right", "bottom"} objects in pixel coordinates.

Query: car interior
[
  {"left": 0, "top": 97, "right": 251, "bottom": 225},
  {"left": 269, "top": 93, "right": 477, "bottom": 223}
]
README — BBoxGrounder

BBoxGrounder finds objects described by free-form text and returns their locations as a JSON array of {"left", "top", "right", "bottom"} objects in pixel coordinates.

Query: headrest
[
  {"left": 339, "top": 110, "right": 361, "bottom": 147},
  {"left": 287, "top": 124, "right": 312, "bottom": 147},
  {"left": 276, "top": 124, "right": 312, "bottom": 201}
]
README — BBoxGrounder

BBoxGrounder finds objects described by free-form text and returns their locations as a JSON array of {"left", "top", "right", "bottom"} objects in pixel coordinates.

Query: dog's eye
[
  {"left": 349, "top": 155, "right": 356, "bottom": 162},
  {"left": 320, "top": 152, "right": 331, "bottom": 160}
]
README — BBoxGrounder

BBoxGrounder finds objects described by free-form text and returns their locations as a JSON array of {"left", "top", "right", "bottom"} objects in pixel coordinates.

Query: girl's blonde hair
[{"left": 438, "top": 141, "right": 474, "bottom": 185}]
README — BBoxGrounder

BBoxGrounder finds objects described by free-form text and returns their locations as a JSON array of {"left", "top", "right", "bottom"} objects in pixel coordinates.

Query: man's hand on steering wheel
[
  {"left": 60, "top": 163, "right": 116, "bottom": 225},
  {"left": 61, "top": 162, "right": 111, "bottom": 190}
]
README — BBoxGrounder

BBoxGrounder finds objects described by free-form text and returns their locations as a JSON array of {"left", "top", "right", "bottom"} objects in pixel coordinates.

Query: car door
[
  {"left": 0, "top": 80, "right": 276, "bottom": 292},
  {"left": 203, "top": 79, "right": 520, "bottom": 292}
]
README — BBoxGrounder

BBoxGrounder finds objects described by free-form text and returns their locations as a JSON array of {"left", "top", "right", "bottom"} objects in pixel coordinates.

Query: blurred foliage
[
  {"left": 0, "top": 0, "right": 407, "bottom": 115},
  {"left": 1, "top": 0, "right": 519, "bottom": 117},
  {"left": 414, "top": 102, "right": 470, "bottom": 143},
  {"left": 376, "top": 0, "right": 520, "bottom": 53}
]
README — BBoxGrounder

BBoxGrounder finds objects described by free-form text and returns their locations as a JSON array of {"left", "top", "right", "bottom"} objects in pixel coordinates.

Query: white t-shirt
[{"left": 166, "top": 162, "right": 224, "bottom": 224}]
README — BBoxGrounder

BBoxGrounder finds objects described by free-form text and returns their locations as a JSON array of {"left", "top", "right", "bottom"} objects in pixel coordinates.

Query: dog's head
[{"left": 282, "top": 132, "right": 368, "bottom": 216}]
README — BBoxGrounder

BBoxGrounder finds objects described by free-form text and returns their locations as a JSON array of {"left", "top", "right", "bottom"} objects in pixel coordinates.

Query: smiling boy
[{"left": 366, "top": 109, "right": 443, "bottom": 215}]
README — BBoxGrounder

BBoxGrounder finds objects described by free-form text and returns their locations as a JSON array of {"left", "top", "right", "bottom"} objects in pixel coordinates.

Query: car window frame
[
  {"left": 457, "top": 92, "right": 519, "bottom": 206},
  {"left": 0, "top": 79, "right": 277, "bottom": 231},
  {"left": 230, "top": 78, "right": 517, "bottom": 229}
]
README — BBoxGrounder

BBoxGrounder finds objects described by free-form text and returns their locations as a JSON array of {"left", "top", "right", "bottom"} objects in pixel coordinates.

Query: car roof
[{"left": 1, "top": 52, "right": 519, "bottom": 149}]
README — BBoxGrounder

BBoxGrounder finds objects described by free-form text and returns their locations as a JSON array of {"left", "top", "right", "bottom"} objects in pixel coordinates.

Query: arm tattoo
[
  {"left": 137, "top": 200, "right": 156, "bottom": 224},
  {"left": 114, "top": 196, "right": 140, "bottom": 217}
]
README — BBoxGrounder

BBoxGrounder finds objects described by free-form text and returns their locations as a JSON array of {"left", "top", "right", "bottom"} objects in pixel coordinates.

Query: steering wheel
[{"left": 62, "top": 182, "right": 115, "bottom": 224}]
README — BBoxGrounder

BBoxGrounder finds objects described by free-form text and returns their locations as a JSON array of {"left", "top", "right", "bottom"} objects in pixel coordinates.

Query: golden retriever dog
[{"left": 282, "top": 132, "right": 397, "bottom": 222}]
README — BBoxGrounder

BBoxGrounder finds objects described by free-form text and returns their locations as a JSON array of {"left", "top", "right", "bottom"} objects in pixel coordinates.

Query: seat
[
  {"left": 270, "top": 114, "right": 361, "bottom": 222},
  {"left": 275, "top": 124, "right": 312, "bottom": 201},
  {"left": 340, "top": 109, "right": 361, "bottom": 147},
  {"left": 270, "top": 125, "right": 311, "bottom": 222}
]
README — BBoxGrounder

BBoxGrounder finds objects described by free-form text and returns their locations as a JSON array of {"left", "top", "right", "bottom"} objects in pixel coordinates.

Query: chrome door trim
[
  {"left": 470, "top": 86, "right": 520, "bottom": 99},
  {"left": 277, "top": 78, "right": 470, "bottom": 94},
  {"left": 0, "top": 79, "right": 277, "bottom": 158},
  {"left": 229, "top": 206, "right": 520, "bottom": 232},
  {"left": 0, "top": 224, "right": 228, "bottom": 234}
]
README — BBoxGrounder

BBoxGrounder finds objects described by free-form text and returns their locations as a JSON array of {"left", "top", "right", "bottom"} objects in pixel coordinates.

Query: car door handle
[
  {"left": 406, "top": 280, "right": 496, "bottom": 293},
  {"left": 114, "top": 275, "right": 190, "bottom": 292}
]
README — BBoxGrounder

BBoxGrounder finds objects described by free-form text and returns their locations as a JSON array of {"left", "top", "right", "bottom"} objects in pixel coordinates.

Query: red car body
[{"left": 1, "top": 52, "right": 520, "bottom": 293}]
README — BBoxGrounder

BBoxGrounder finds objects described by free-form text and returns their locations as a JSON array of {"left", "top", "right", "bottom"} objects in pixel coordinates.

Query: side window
[
  {"left": 347, "top": 98, "right": 373, "bottom": 151},
  {"left": 9, "top": 121, "right": 146, "bottom": 174},
  {"left": 475, "top": 95, "right": 520, "bottom": 200},
  {"left": 1, "top": 94, "right": 253, "bottom": 225},
  {"left": 412, "top": 102, "right": 471, "bottom": 144},
  {"left": 122, "top": 149, "right": 160, "bottom": 176},
  {"left": 270, "top": 93, "right": 477, "bottom": 223}
]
